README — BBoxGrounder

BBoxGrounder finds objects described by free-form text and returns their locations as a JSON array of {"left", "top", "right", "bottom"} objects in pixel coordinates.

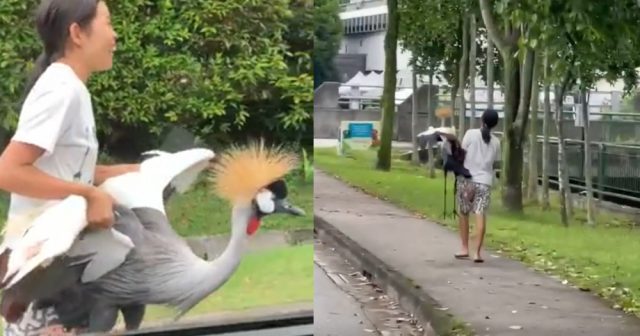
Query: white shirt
[
  {"left": 461, "top": 128, "right": 501, "bottom": 186},
  {"left": 8, "top": 62, "right": 99, "bottom": 219}
]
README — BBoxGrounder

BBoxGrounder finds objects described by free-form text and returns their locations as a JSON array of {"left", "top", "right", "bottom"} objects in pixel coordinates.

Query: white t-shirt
[
  {"left": 461, "top": 128, "right": 501, "bottom": 186},
  {"left": 8, "top": 62, "right": 99, "bottom": 219}
]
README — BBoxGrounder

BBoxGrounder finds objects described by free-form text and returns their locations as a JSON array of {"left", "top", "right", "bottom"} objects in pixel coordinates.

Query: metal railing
[{"left": 494, "top": 132, "right": 640, "bottom": 205}]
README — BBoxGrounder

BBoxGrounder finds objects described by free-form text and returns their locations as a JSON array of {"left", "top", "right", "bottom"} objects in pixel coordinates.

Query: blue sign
[{"left": 348, "top": 123, "right": 373, "bottom": 138}]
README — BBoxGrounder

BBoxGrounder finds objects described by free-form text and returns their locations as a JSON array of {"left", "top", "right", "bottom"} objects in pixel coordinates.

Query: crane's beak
[{"left": 273, "top": 199, "right": 305, "bottom": 216}]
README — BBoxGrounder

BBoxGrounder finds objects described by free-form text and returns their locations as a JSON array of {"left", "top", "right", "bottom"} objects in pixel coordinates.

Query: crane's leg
[
  {"left": 88, "top": 303, "right": 118, "bottom": 333},
  {"left": 121, "top": 304, "right": 146, "bottom": 331},
  {"left": 452, "top": 177, "right": 458, "bottom": 218},
  {"left": 442, "top": 172, "right": 447, "bottom": 218}
]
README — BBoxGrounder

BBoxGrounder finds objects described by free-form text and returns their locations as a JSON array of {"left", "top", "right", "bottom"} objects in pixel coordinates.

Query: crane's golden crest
[{"left": 209, "top": 140, "right": 298, "bottom": 204}]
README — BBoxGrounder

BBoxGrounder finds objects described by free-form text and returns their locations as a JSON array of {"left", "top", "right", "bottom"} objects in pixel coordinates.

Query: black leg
[
  {"left": 443, "top": 173, "right": 448, "bottom": 218},
  {"left": 121, "top": 304, "right": 146, "bottom": 331},
  {"left": 88, "top": 303, "right": 119, "bottom": 333}
]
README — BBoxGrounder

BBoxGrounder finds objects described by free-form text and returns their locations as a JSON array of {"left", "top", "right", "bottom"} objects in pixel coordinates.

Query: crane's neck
[{"left": 176, "top": 204, "right": 252, "bottom": 315}]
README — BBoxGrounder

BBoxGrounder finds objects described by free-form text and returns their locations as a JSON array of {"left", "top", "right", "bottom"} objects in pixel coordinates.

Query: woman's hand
[{"left": 84, "top": 187, "right": 116, "bottom": 229}]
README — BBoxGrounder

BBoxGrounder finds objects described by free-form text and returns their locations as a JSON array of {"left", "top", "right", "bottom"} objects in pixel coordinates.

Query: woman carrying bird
[
  {"left": 0, "top": 1, "right": 141, "bottom": 334},
  {"left": 454, "top": 109, "right": 501, "bottom": 263}
]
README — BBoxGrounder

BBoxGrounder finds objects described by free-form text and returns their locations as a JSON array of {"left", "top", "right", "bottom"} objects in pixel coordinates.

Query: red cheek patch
[{"left": 247, "top": 217, "right": 261, "bottom": 235}]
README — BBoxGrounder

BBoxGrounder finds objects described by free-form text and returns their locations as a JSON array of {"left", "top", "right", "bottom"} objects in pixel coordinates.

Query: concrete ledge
[
  {"left": 185, "top": 229, "right": 314, "bottom": 260},
  {"left": 314, "top": 215, "right": 467, "bottom": 336}
]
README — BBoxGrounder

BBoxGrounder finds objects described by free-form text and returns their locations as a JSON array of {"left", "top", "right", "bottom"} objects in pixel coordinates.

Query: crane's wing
[
  {"left": 140, "top": 148, "right": 215, "bottom": 194},
  {"left": 0, "top": 196, "right": 134, "bottom": 289},
  {"left": 100, "top": 148, "right": 214, "bottom": 215},
  {"left": 67, "top": 205, "right": 143, "bottom": 284}
]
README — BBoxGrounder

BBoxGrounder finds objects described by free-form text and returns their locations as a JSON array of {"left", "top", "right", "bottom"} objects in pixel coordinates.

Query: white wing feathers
[
  {"left": 0, "top": 147, "right": 215, "bottom": 289},
  {"left": 140, "top": 148, "right": 215, "bottom": 193},
  {"left": 101, "top": 148, "right": 214, "bottom": 213},
  {"left": 2, "top": 196, "right": 89, "bottom": 287}
]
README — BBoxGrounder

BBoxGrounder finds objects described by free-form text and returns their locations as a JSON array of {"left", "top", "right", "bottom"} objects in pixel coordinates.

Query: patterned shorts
[
  {"left": 456, "top": 176, "right": 491, "bottom": 215},
  {"left": 2, "top": 304, "right": 65, "bottom": 336}
]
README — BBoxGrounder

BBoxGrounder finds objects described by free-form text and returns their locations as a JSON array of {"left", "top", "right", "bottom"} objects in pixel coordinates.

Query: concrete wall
[
  {"left": 313, "top": 82, "right": 440, "bottom": 140},
  {"left": 395, "top": 84, "right": 440, "bottom": 141},
  {"left": 334, "top": 54, "right": 367, "bottom": 83},
  {"left": 314, "top": 82, "right": 341, "bottom": 109},
  {"left": 341, "top": 32, "right": 412, "bottom": 71},
  {"left": 314, "top": 108, "right": 385, "bottom": 139}
]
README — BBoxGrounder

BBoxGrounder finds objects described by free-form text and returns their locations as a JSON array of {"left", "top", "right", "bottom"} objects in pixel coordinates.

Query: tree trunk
[
  {"left": 499, "top": 50, "right": 523, "bottom": 212},
  {"left": 509, "top": 47, "right": 534, "bottom": 210},
  {"left": 457, "top": 14, "right": 469, "bottom": 135},
  {"left": 486, "top": 37, "right": 494, "bottom": 109},
  {"left": 555, "top": 84, "right": 569, "bottom": 225},
  {"left": 541, "top": 54, "right": 551, "bottom": 209},
  {"left": 468, "top": 14, "right": 477, "bottom": 128},
  {"left": 376, "top": 0, "right": 398, "bottom": 171},
  {"left": 526, "top": 54, "right": 540, "bottom": 201},
  {"left": 580, "top": 88, "right": 595, "bottom": 225},
  {"left": 449, "top": 80, "right": 458, "bottom": 127},
  {"left": 428, "top": 73, "right": 436, "bottom": 178},
  {"left": 479, "top": 0, "right": 527, "bottom": 212},
  {"left": 411, "top": 70, "right": 419, "bottom": 165}
]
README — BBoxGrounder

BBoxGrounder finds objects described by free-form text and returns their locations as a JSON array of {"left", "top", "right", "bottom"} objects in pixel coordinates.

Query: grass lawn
[
  {"left": 315, "top": 147, "right": 640, "bottom": 316},
  {"left": 166, "top": 175, "right": 313, "bottom": 236},
  {"left": 144, "top": 244, "right": 313, "bottom": 321}
]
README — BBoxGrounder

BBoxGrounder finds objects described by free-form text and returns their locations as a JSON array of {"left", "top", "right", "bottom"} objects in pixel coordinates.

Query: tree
[
  {"left": 478, "top": 0, "right": 537, "bottom": 212},
  {"left": 468, "top": 13, "right": 478, "bottom": 129},
  {"left": 538, "top": 0, "right": 640, "bottom": 224},
  {"left": 525, "top": 54, "right": 541, "bottom": 201},
  {"left": 376, "top": 0, "right": 399, "bottom": 171},
  {"left": 540, "top": 52, "right": 551, "bottom": 209},
  {"left": 313, "top": 0, "right": 343, "bottom": 88}
]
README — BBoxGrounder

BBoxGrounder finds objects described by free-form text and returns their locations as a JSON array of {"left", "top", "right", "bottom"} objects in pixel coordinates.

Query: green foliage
[
  {"left": 399, "top": 0, "right": 465, "bottom": 83},
  {"left": 0, "top": 0, "right": 312, "bottom": 156},
  {"left": 313, "top": 0, "right": 342, "bottom": 88},
  {"left": 299, "top": 148, "right": 313, "bottom": 183}
]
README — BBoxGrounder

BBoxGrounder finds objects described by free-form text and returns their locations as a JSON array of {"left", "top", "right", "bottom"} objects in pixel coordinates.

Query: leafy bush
[{"left": 0, "top": 0, "right": 312, "bottom": 157}]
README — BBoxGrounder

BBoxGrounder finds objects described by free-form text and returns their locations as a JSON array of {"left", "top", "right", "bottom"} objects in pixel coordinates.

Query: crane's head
[
  {"left": 209, "top": 140, "right": 306, "bottom": 236},
  {"left": 248, "top": 178, "right": 305, "bottom": 235}
]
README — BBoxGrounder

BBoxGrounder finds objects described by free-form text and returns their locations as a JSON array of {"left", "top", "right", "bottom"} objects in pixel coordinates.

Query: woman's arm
[
  {"left": 94, "top": 164, "right": 140, "bottom": 186},
  {"left": 0, "top": 141, "right": 96, "bottom": 199}
]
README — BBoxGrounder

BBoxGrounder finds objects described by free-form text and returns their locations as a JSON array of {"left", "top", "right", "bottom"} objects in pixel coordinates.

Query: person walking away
[
  {"left": 0, "top": 1, "right": 139, "bottom": 334},
  {"left": 454, "top": 109, "right": 501, "bottom": 263}
]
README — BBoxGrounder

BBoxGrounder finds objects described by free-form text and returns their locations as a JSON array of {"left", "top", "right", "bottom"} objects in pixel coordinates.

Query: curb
[{"left": 314, "top": 215, "right": 469, "bottom": 336}]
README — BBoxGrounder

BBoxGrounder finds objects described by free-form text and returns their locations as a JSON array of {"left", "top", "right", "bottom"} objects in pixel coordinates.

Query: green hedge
[{"left": 0, "top": 0, "right": 312, "bottom": 157}]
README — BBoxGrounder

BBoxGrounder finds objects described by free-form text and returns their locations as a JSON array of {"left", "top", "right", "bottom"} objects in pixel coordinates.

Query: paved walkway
[{"left": 314, "top": 170, "right": 640, "bottom": 336}]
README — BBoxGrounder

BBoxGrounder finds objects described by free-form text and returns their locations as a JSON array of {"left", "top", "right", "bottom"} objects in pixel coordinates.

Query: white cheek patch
[{"left": 256, "top": 190, "right": 275, "bottom": 214}]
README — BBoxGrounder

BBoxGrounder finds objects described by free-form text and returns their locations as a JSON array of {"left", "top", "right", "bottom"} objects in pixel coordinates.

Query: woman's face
[{"left": 76, "top": 1, "right": 117, "bottom": 72}]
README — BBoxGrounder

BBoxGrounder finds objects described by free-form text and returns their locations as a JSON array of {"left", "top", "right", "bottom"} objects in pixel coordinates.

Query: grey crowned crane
[
  {"left": 0, "top": 143, "right": 305, "bottom": 333},
  {"left": 29, "top": 148, "right": 208, "bottom": 333},
  {"left": 416, "top": 127, "right": 471, "bottom": 217}
]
